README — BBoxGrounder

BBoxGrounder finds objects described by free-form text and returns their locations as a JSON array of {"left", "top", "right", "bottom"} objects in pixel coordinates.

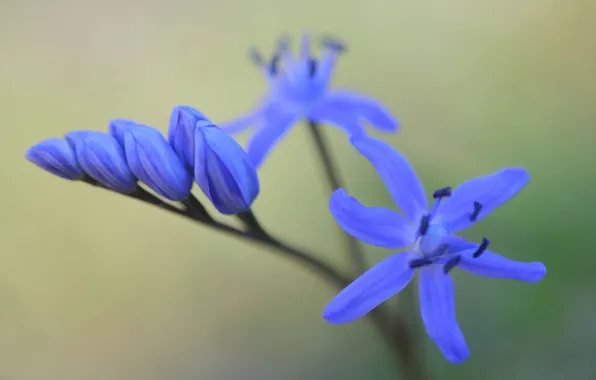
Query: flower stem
[
  {"left": 305, "top": 120, "right": 367, "bottom": 275},
  {"left": 237, "top": 209, "right": 271, "bottom": 239}
]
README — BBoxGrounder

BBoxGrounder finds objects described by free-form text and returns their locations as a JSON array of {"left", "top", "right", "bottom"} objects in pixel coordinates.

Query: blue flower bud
[
  {"left": 109, "top": 119, "right": 193, "bottom": 201},
  {"left": 168, "top": 105, "right": 214, "bottom": 169},
  {"left": 65, "top": 131, "right": 137, "bottom": 193},
  {"left": 194, "top": 122, "right": 260, "bottom": 215},
  {"left": 25, "top": 138, "right": 84, "bottom": 180}
]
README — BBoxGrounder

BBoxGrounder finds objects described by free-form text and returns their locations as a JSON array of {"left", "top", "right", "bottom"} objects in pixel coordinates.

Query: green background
[{"left": 1, "top": 0, "right": 594, "bottom": 378}]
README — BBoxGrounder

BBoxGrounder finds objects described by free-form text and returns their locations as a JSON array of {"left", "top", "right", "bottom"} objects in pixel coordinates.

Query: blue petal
[
  {"left": 220, "top": 106, "right": 265, "bottom": 135},
  {"left": 25, "top": 138, "right": 83, "bottom": 180},
  {"left": 329, "top": 188, "right": 414, "bottom": 249},
  {"left": 168, "top": 105, "right": 213, "bottom": 169},
  {"left": 419, "top": 266, "right": 470, "bottom": 364},
  {"left": 109, "top": 119, "right": 139, "bottom": 147},
  {"left": 307, "top": 102, "right": 366, "bottom": 137},
  {"left": 458, "top": 247, "right": 546, "bottom": 282},
  {"left": 246, "top": 108, "right": 297, "bottom": 169},
  {"left": 323, "top": 252, "right": 415, "bottom": 324},
  {"left": 321, "top": 90, "right": 399, "bottom": 132},
  {"left": 350, "top": 136, "right": 428, "bottom": 223},
  {"left": 436, "top": 168, "right": 530, "bottom": 233},
  {"left": 194, "top": 125, "right": 260, "bottom": 214},
  {"left": 65, "top": 131, "right": 137, "bottom": 193},
  {"left": 124, "top": 125, "right": 192, "bottom": 201}
]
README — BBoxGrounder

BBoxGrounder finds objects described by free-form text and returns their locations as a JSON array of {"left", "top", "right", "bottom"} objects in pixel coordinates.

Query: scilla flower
[
  {"left": 168, "top": 106, "right": 260, "bottom": 214},
  {"left": 25, "top": 138, "right": 84, "bottom": 180},
  {"left": 221, "top": 33, "right": 399, "bottom": 168},
  {"left": 323, "top": 136, "right": 546, "bottom": 363}
]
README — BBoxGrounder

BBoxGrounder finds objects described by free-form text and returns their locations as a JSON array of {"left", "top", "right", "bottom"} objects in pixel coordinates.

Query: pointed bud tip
[{"left": 25, "top": 138, "right": 84, "bottom": 180}]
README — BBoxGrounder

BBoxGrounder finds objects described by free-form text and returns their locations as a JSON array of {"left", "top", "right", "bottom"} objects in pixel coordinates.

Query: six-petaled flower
[
  {"left": 323, "top": 136, "right": 546, "bottom": 363},
  {"left": 221, "top": 32, "right": 400, "bottom": 168}
]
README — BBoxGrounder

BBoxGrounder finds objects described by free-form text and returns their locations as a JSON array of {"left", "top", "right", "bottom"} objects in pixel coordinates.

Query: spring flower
[
  {"left": 168, "top": 106, "right": 260, "bottom": 214},
  {"left": 323, "top": 136, "right": 546, "bottom": 363},
  {"left": 221, "top": 33, "right": 399, "bottom": 168},
  {"left": 110, "top": 119, "right": 193, "bottom": 201},
  {"left": 65, "top": 131, "right": 137, "bottom": 193},
  {"left": 25, "top": 138, "right": 84, "bottom": 180}
]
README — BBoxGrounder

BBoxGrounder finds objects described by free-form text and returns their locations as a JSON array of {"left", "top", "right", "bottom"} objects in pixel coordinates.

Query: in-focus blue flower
[
  {"left": 221, "top": 32, "right": 399, "bottom": 169},
  {"left": 65, "top": 131, "right": 137, "bottom": 193},
  {"left": 25, "top": 138, "right": 84, "bottom": 180},
  {"left": 110, "top": 119, "right": 193, "bottom": 201},
  {"left": 323, "top": 136, "right": 546, "bottom": 364},
  {"left": 168, "top": 106, "right": 260, "bottom": 214}
]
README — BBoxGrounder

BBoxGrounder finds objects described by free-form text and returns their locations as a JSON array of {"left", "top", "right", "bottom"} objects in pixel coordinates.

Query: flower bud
[
  {"left": 65, "top": 131, "right": 137, "bottom": 193},
  {"left": 194, "top": 121, "right": 260, "bottom": 214},
  {"left": 110, "top": 119, "right": 192, "bottom": 201},
  {"left": 168, "top": 105, "right": 213, "bottom": 169},
  {"left": 25, "top": 138, "right": 84, "bottom": 180}
]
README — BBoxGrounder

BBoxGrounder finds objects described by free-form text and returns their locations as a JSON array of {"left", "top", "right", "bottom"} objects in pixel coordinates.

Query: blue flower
[
  {"left": 110, "top": 119, "right": 193, "bottom": 201},
  {"left": 323, "top": 136, "right": 546, "bottom": 364},
  {"left": 221, "top": 33, "right": 399, "bottom": 169},
  {"left": 168, "top": 106, "right": 260, "bottom": 214},
  {"left": 25, "top": 138, "right": 84, "bottom": 180},
  {"left": 65, "top": 131, "right": 137, "bottom": 193}
]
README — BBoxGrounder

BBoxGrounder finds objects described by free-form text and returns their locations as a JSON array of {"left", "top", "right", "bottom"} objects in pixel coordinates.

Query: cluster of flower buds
[{"left": 26, "top": 106, "right": 260, "bottom": 215}]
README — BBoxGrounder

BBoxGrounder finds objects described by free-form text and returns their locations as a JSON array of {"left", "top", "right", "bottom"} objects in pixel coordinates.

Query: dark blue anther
[
  {"left": 473, "top": 237, "right": 490, "bottom": 258},
  {"left": 308, "top": 58, "right": 317, "bottom": 77},
  {"left": 443, "top": 255, "right": 461, "bottom": 274},
  {"left": 469, "top": 201, "right": 483, "bottom": 222},
  {"left": 418, "top": 214, "right": 430, "bottom": 236},
  {"left": 249, "top": 49, "right": 264, "bottom": 66},
  {"left": 321, "top": 36, "right": 347, "bottom": 53},
  {"left": 268, "top": 55, "right": 279, "bottom": 76},
  {"left": 409, "top": 257, "right": 434, "bottom": 269},
  {"left": 433, "top": 186, "right": 452, "bottom": 199}
]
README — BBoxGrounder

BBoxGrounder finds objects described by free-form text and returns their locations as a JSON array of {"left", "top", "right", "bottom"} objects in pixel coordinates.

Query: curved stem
[{"left": 306, "top": 120, "right": 367, "bottom": 274}]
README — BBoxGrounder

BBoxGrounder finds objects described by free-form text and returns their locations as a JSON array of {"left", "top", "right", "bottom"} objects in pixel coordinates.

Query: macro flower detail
[
  {"left": 221, "top": 33, "right": 399, "bottom": 169},
  {"left": 110, "top": 119, "right": 193, "bottom": 201},
  {"left": 65, "top": 131, "right": 137, "bottom": 193},
  {"left": 168, "top": 105, "right": 260, "bottom": 215},
  {"left": 25, "top": 138, "right": 84, "bottom": 180},
  {"left": 323, "top": 136, "right": 546, "bottom": 363}
]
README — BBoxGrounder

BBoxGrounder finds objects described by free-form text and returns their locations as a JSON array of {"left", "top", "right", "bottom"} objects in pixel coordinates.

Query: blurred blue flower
[
  {"left": 110, "top": 119, "right": 193, "bottom": 201},
  {"left": 25, "top": 138, "right": 84, "bottom": 180},
  {"left": 168, "top": 106, "right": 260, "bottom": 214},
  {"left": 221, "top": 33, "right": 399, "bottom": 168},
  {"left": 65, "top": 131, "right": 137, "bottom": 193},
  {"left": 323, "top": 136, "right": 546, "bottom": 364}
]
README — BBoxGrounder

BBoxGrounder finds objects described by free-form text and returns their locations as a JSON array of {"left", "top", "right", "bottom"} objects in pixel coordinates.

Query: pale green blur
[{"left": 1, "top": 0, "right": 595, "bottom": 378}]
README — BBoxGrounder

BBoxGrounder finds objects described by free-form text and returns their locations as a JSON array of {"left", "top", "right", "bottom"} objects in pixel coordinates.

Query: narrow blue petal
[
  {"left": 194, "top": 125, "right": 260, "bottom": 214},
  {"left": 65, "top": 131, "right": 137, "bottom": 193},
  {"left": 458, "top": 247, "right": 546, "bottom": 282},
  {"left": 124, "top": 126, "right": 192, "bottom": 201},
  {"left": 329, "top": 188, "right": 414, "bottom": 249},
  {"left": 168, "top": 105, "right": 213, "bottom": 169},
  {"left": 220, "top": 106, "right": 265, "bottom": 135},
  {"left": 299, "top": 32, "right": 312, "bottom": 59},
  {"left": 307, "top": 102, "right": 366, "bottom": 137},
  {"left": 246, "top": 108, "right": 297, "bottom": 169},
  {"left": 109, "top": 119, "right": 139, "bottom": 147},
  {"left": 25, "top": 138, "right": 83, "bottom": 180},
  {"left": 322, "top": 90, "right": 399, "bottom": 132},
  {"left": 436, "top": 168, "right": 530, "bottom": 233},
  {"left": 350, "top": 136, "right": 428, "bottom": 223},
  {"left": 419, "top": 266, "right": 470, "bottom": 364},
  {"left": 323, "top": 252, "right": 415, "bottom": 324}
]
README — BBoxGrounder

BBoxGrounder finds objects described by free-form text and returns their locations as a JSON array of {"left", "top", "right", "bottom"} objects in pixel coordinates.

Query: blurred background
[{"left": 1, "top": 0, "right": 595, "bottom": 378}]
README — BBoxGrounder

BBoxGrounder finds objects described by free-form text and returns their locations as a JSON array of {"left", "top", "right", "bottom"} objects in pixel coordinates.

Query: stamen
[
  {"left": 443, "top": 255, "right": 461, "bottom": 274},
  {"left": 469, "top": 201, "right": 483, "bottom": 222},
  {"left": 472, "top": 237, "right": 490, "bottom": 258},
  {"left": 433, "top": 186, "right": 452, "bottom": 199},
  {"left": 320, "top": 35, "right": 348, "bottom": 53},
  {"left": 268, "top": 55, "right": 280, "bottom": 76},
  {"left": 248, "top": 48, "right": 264, "bottom": 67},
  {"left": 409, "top": 257, "right": 434, "bottom": 269},
  {"left": 418, "top": 214, "right": 430, "bottom": 236},
  {"left": 308, "top": 58, "right": 317, "bottom": 77}
]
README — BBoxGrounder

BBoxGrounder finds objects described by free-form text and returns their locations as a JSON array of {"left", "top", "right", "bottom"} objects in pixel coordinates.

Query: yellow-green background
[{"left": 1, "top": 0, "right": 594, "bottom": 378}]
